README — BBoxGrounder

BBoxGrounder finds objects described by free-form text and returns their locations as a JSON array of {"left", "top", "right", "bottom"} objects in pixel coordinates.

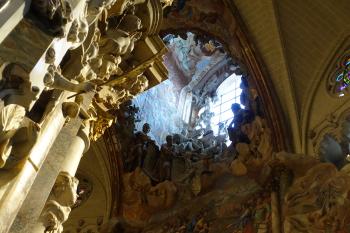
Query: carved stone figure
[
  {"left": 44, "top": 65, "right": 96, "bottom": 93},
  {"left": 0, "top": 63, "right": 40, "bottom": 168},
  {"left": 67, "top": 12, "right": 89, "bottom": 49},
  {"left": 197, "top": 109, "right": 214, "bottom": 130},
  {"left": 99, "top": 14, "right": 143, "bottom": 58},
  {"left": 45, "top": 47, "right": 56, "bottom": 64},
  {"left": 51, "top": 172, "right": 79, "bottom": 207},
  {"left": 40, "top": 172, "right": 79, "bottom": 233},
  {"left": 87, "top": 0, "right": 117, "bottom": 17},
  {"left": 122, "top": 168, "right": 177, "bottom": 222},
  {"left": 227, "top": 103, "right": 253, "bottom": 145},
  {"left": 173, "top": 133, "right": 203, "bottom": 154},
  {"left": 31, "top": 0, "right": 73, "bottom": 37},
  {"left": 128, "top": 74, "right": 149, "bottom": 96},
  {"left": 126, "top": 123, "right": 155, "bottom": 171},
  {"left": 160, "top": 135, "right": 176, "bottom": 181},
  {"left": 94, "top": 74, "right": 149, "bottom": 113},
  {"left": 91, "top": 54, "right": 122, "bottom": 81},
  {"left": 105, "top": 0, "right": 146, "bottom": 17},
  {"left": 72, "top": 174, "right": 93, "bottom": 209},
  {"left": 41, "top": 201, "right": 68, "bottom": 233},
  {"left": 97, "top": 11, "right": 143, "bottom": 67},
  {"left": 284, "top": 163, "right": 350, "bottom": 233},
  {"left": 94, "top": 85, "right": 126, "bottom": 110},
  {"left": 89, "top": 109, "right": 114, "bottom": 141}
]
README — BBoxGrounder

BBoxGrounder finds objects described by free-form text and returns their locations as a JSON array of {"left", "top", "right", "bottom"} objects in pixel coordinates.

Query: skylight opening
[{"left": 210, "top": 73, "right": 243, "bottom": 142}]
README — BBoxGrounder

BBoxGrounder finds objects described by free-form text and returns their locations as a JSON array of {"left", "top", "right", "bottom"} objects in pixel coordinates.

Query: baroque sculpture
[
  {"left": 40, "top": 172, "right": 79, "bottom": 233},
  {"left": 31, "top": 0, "right": 73, "bottom": 37},
  {"left": 0, "top": 63, "right": 40, "bottom": 168},
  {"left": 0, "top": 0, "right": 173, "bottom": 231}
]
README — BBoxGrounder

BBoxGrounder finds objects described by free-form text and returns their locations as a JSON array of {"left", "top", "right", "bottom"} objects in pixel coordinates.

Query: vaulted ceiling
[{"left": 233, "top": 0, "right": 350, "bottom": 153}]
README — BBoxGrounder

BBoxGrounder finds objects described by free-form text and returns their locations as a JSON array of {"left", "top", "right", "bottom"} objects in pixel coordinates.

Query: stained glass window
[{"left": 334, "top": 57, "right": 350, "bottom": 97}]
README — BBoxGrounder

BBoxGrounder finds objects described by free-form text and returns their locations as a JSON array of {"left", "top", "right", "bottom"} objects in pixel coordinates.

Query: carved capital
[
  {"left": 89, "top": 110, "right": 114, "bottom": 141},
  {"left": 41, "top": 200, "right": 70, "bottom": 233},
  {"left": 40, "top": 172, "right": 79, "bottom": 232},
  {"left": 52, "top": 172, "right": 79, "bottom": 207}
]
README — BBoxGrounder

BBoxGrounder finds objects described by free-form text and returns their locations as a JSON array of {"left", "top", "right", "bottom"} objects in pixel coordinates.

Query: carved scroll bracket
[{"left": 310, "top": 106, "right": 350, "bottom": 158}]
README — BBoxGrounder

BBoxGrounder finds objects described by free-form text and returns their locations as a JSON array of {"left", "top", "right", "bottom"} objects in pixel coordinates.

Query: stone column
[
  {"left": 271, "top": 191, "right": 281, "bottom": 233},
  {"left": 35, "top": 124, "right": 90, "bottom": 233},
  {"left": 60, "top": 125, "right": 90, "bottom": 176},
  {"left": 0, "top": 0, "right": 31, "bottom": 44},
  {"left": 270, "top": 162, "right": 294, "bottom": 233}
]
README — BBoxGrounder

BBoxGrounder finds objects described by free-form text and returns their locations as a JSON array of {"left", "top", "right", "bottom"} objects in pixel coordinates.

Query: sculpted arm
[{"left": 44, "top": 71, "right": 95, "bottom": 93}]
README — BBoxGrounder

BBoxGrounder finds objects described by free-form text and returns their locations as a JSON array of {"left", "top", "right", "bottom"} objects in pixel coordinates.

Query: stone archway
[{"left": 160, "top": 0, "right": 289, "bottom": 151}]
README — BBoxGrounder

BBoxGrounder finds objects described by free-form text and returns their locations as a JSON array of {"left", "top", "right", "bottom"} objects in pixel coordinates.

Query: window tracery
[
  {"left": 209, "top": 73, "right": 242, "bottom": 138},
  {"left": 328, "top": 56, "right": 350, "bottom": 97}
]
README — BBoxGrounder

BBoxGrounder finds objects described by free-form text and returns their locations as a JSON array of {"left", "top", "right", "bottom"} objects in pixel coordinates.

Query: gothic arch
[
  {"left": 160, "top": 0, "right": 288, "bottom": 151},
  {"left": 302, "top": 34, "right": 350, "bottom": 154}
]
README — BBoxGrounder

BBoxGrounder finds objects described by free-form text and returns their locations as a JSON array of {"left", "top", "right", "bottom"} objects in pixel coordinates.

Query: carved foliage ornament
[{"left": 311, "top": 108, "right": 350, "bottom": 161}]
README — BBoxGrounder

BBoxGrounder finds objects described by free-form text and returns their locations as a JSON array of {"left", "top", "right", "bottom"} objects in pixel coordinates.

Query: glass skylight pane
[
  {"left": 209, "top": 73, "right": 242, "bottom": 146},
  {"left": 220, "top": 111, "right": 233, "bottom": 121},
  {"left": 220, "top": 93, "right": 237, "bottom": 103},
  {"left": 220, "top": 101, "right": 235, "bottom": 112}
]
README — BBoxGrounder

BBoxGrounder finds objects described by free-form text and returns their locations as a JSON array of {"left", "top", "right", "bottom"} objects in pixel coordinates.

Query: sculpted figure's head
[
  {"left": 166, "top": 135, "right": 173, "bottom": 146},
  {"left": 173, "top": 134, "right": 181, "bottom": 145},
  {"left": 231, "top": 103, "right": 241, "bottom": 114},
  {"left": 142, "top": 123, "right": 150, "bottom": 134},
  {"left": 130, "top": 75, "right": 148, "bottom": 94},
  {"left": 119, "top": 14, "right": 143, "bottom": 32},
  {"left": 146, "top": 181, "right": 177, "bottom": 210}
]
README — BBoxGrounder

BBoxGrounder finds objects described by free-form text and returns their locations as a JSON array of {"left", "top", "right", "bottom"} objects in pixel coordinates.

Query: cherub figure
[{"left": 0, "top": 63, "right": 40, "bottom": 168}]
